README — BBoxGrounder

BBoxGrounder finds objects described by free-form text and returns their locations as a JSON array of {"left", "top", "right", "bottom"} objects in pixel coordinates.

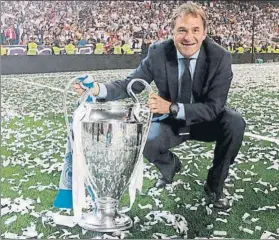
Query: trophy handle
[
  {"left": 127, "top": 78, "right": 153, "bottom": 123},
  {"left": 127, "top": 78, "right": 153, "bottom": 104},
  {"left": 118, "top": 79, "right": 153, "bottom": 213},
  {"left": 126, "top": 78, "right": 153, "bottom": 140}
]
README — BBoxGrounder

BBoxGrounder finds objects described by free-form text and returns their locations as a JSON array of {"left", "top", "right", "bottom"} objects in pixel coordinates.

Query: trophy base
[{"left": 78, "top": 212, "right": 133, "bottom": 232}]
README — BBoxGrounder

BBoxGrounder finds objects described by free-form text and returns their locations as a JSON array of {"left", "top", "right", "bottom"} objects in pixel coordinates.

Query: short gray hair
[{"left": 170, "top": 3, "right": 207, "bottom": 30}]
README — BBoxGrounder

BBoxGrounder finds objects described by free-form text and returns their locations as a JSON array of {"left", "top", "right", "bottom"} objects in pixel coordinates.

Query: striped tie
[{"left": 178, "top": 58, "right": 192, "bottom": 103}]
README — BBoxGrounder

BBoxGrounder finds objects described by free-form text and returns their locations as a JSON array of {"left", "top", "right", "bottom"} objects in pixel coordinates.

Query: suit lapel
[
  {"left": 193, "top": 46, "right": 207, "bottom": 95},
  {"left": 165, "top": 40, "right": 179, "bottom": 101}
]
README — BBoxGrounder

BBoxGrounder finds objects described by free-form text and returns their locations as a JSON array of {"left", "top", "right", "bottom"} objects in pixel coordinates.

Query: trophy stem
[{"left": 78, "top": 197, "right": 133, "bottom": 232}]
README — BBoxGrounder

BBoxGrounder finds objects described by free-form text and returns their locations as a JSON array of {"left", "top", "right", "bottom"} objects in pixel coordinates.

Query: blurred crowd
[{"left": 1, "top": 0, "right": 279, "bottom": 55}]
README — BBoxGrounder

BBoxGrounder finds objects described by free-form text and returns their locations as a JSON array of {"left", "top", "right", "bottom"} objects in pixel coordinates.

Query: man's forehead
[
  {"left": 175, "top": 21, "right": 203, "bottom": 29},
  {"left": 174, "top": 14, "right": 204, "bottom": 27},
  {"left": 176, "top": 13, "right": 203, "bottom": 22},
  {"left": 177, "top": 12, "right": 202, "bottom": 19}
]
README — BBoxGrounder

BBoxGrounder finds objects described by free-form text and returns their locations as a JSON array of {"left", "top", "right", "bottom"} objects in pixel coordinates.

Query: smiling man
[
  {"left": 171, "top": 6, "right": 206, "bottom": 57},
  {"left": 75, "top": 3, "right": 246, "bottom": 210}
]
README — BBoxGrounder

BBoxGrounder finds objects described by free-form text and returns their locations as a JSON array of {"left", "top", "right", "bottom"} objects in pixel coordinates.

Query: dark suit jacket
[{"left": 104, "top": 36, "right": 233, "bottom": 127}]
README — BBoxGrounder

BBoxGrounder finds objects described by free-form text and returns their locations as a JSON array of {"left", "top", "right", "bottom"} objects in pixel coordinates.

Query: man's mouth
[{"left": 182, "top": 43, "right": 195, "bottom": 46}]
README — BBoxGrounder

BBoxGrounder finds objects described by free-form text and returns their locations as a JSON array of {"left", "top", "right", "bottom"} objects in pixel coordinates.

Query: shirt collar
[{"left": 177, "top": 48, "right": 200, "bottom": 59}]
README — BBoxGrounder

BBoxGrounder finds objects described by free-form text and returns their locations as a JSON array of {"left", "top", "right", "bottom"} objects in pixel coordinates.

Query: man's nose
[{"left": 183, "top": 32, "right": 192, "bottom": 41}]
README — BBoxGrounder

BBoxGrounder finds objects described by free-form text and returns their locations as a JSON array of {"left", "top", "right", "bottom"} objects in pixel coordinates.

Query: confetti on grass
[
  {"left": 1, "top": 65, "right": 279, "bottom": 239},
  {"left": 213, "top": 231, "right": 227, "bottom": 236}
]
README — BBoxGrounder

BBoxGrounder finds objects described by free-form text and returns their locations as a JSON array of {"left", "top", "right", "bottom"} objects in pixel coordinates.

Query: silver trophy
[{"left": 72, "top": 79, "right": 153, "bottom": 232}]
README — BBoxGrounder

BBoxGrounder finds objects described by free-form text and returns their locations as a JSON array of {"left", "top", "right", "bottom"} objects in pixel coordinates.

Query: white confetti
[
  {"left": 206, "top": 224, "right": 213, "bottom": 229},
  {"left": 225, "top": 183, "right": 234, "bottom": 188},
  {"left": 260, "top": 231, "right": 279, "bottom": 239},
  {"left": 37, "top": 233, "right": 44, "bottom": 239},
  {"left": 133, "top": 216, "right": 140, "bottom": 224},
  {"left": 251, "top": 218, "right": 259, "bottom": 222},
  {"left": 2, "top": 232, "right": 21, "bottom": 239},
  {"left": 256, "top": 178, "right": 270, "bottom": 186},
  {"left": 216, "top": 218, "right": 228, "bottom": 223},
  {"left": 138, "top": 204, "right": 152, "bottom": 210},
  {"left": 22, "top": 223, "right": 38, "bottom": 238},
  {"left": 4, "top": 216, "right": 17, "bottom": 225},
  {"left": 218, "top": 211, "right": 230, "bottom": 216},
  {"left": 235, "top": 189, "right": 245, "bottom": 193},
  {"left": 242, "top": 178, "right": 252, "bottom": 182},
  {"left": 2, "top": 67, "right": 279, "bottom": 239},
  {"left": 255, "top": 226, "right": 262, "bottom": 231},
  {"left": 153, "top": 198, "right": 163, "bottom": 207},
  {"left": 253, "top": 205, "right": 277, "bottom": 211},
  {"left": 253, "top": 188, "right": 264, "bottom": 193},
  {"left": 242, "top": 213, "right": 250, "bottom": 220},
  {"left": 1, "top": 207, "right": 10, "bottom": 216},
  {"left": 242, "top": 227, "right": 254, "bottom": 235},
  {"left": 213, "top": 231, "right": 227, "bottom": 236},
  {"left": 206, "top": 206, "right": 212, "bottom": 215},
  {"left": 174, "top": 197, "right": 181, "bottom": 202},
  {"left": 189, "top": 206, "right": 198, "bottom": 211}
]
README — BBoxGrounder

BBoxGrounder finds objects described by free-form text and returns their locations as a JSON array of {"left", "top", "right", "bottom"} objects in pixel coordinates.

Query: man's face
[{"left": 172, "top": 13, "right": 206, "bottom": 57}]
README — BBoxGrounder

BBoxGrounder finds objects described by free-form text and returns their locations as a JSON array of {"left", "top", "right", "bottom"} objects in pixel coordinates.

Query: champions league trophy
[{"left": 63, "top": 78, "right": 153, "bottom": 232}]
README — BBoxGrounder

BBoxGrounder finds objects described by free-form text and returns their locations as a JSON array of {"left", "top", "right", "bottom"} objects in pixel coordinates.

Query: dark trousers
[{"left": 143, "top": 107, "right": 246, "bottom": 195}]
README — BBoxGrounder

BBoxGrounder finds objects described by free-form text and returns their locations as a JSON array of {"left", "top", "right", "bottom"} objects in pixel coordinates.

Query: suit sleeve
[
  {"left": 183, "top": 52, "right": 233, "bottom": 125},
  {"left": 104, "top": 45, "right": 155, "bottom": 101}
]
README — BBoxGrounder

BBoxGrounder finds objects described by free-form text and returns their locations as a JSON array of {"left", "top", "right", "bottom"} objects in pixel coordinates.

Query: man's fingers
[
  {"left": 149, "top": 95, "right": 161, "bottom": 112},
  {"left": 149, "top": 103, "right": 157, "bottom": 109},
  {"left": 72, "top": 83, "right": 86, "bottom": 96},
  {"left": 76, "top": 91, "right": 85, "bottom": 96},
  {"left": 76, "top": 89, "right": 84, "bottom": 93},
  {"left": 150, "top": 93, "right": 158, "bottom": 99},
  {"left": 148, "top": 94, "right": 169, "bottom": 114},
  {"left": 149, "top": 102, "right": 158, "bottom": 112},
  {"left": 74, "top": 83, "right": 83, "bottom": 90},
  {"left": 148, "top": 98, "right": 157, "bottom": 105}
]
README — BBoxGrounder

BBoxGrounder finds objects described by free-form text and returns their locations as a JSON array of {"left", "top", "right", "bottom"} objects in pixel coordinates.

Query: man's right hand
[
  {"left": 73, "top": 83, "right": 86, "bottom": 96},
  {"left": 73, "top": 74, "right": 100, "bottom": 96}
]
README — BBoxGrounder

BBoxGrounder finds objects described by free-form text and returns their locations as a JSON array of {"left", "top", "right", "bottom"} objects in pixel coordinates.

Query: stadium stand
[{"left": 1, "top": 0, "right": 279, "bottom": 55}]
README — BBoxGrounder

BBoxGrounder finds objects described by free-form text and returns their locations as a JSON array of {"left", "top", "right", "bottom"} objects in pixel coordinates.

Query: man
[
  {"left": 74, "top": 3, "right": 246, "bottom": 210},
  {"left": 26, "top": 37, "right": 38, "bottom": 55},
  {"left": 141, "top": 35, "right": 152, "bottom": 55},
  {"left": 121, "top": 40, "right": 134, "bottom": 54},
  {"left": 1, "top": 45, "right": 7, "bottom": 55},
  {"left": 113, "top": 40, "right": 122, "bottom": 54},
  {"left": 94, "top": 38, "right": 104, "bottom": 54},
  {"left": 51, "top": 40, "right": 61, "bottom": 55},
  {"left": 64, "top": 39, "right": 76, "bottom": 55},
  {"left": 5, "top": 24, "right": 16, "bottom": 45}
]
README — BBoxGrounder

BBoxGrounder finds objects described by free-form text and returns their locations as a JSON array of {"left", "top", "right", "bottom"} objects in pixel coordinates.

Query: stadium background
[{"left": 1, "top": 0, "right": 279, "bottom": 56}]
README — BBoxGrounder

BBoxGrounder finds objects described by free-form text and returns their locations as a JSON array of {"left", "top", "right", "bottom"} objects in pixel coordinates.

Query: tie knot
[{"left": 182, "top": 58, "right": 192, "bottom": 68}]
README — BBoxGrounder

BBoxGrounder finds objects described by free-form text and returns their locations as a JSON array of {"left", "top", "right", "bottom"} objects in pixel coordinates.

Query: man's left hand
[{"left": 148, "top": 93, "right": 171, "bottom": 114}]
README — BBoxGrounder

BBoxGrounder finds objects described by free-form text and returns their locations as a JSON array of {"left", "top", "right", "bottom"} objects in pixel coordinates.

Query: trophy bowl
[{"left": 77, "top": 79, "right": 153, "bottom": 232}]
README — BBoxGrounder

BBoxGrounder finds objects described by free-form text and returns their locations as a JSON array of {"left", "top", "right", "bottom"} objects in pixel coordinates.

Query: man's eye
[
  {"left": 194, "top": 29, "right": 200, "bottom": 33},
  {"left": 178, "top": 29, "right": 186, "bottom": 32}
]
